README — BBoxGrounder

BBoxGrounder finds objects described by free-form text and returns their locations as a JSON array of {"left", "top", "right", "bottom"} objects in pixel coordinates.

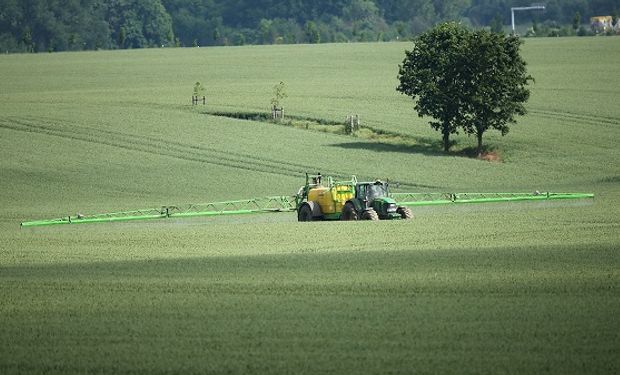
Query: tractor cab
[
  {"left": 354, "top": 180, "right": 400, "bottom": 219},
  {"left": 356, "top": 180, "right": 389, "bottom": 204}
]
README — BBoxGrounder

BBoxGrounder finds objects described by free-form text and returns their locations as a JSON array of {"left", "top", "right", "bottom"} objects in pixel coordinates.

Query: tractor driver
[{"left": 367, "top": 180, "right": 387, "bottom": 201}]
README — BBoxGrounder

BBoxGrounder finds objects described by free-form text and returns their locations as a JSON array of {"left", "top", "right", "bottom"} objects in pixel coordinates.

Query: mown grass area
[{"left": 0, "top": 37, "right": 619, "bottom": 373}]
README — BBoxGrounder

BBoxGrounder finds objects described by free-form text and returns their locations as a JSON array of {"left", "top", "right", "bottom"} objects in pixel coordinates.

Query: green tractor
[{"left": 295, "top": 174, "right": 413, "bottom": 221}]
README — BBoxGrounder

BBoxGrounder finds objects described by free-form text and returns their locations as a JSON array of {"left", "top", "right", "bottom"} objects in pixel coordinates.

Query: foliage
[
  {"left": 573, "top": 11, "right": 582, "bottom": 31},
  {"left": 270, "top": 81, "right": 287, "bottom": 109},
  {"left": 0, "top": 0, "right": 112, "bottom": 52},
  {"left": 193, "top": 81, "right": 205, "bottom": 97},
  {"left": 304, "top": 21, "right": 321, "bottom": 44},
  {"left": 0, "top": 0, "right": 174, "bottom": 52},
  {"left": 397, "top": 23, "right": 532, "bottom": 154},
  {"left": 397, "top": 22, "right": 472, "bottom": 152},
  {"left": 3, "top": 0, "right": 620, "bottom": 52},
  {"left": 489, "top": 13, "right": 504, "bottom": 33},
  {"left": 460, "top": 30, "right": 532, "bottom": 155},
  {"left": 106, "top": 0, "right": 174, "bottom": 49}
]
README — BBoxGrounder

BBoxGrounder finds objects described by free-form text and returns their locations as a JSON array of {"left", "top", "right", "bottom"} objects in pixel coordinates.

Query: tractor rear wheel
[
  {"left": 298, "top": 204, "right": 315, "bottom": 222},
  {"left": 362, "top": 208, "right": 379, "bottom": 221},
  {"left": 341, "top": 202, "right": 359, "bottom": 221},
  {"left": 397, "top": 206, "right": 413, "bottom": 219}
]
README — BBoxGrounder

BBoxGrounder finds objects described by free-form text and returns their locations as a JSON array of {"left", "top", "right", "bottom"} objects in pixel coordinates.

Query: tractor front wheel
[
  {"left": 341, "top": 202, "right": 359, "bottom": 221},
  {"left": 362, "top": 208, "right": 379, "bottom": 221},
  {"left": 397, "top": 206, "right": 413, "bottom": 219},
  {"left": 298, "top": 204, "right": 315, "bottom": 222}
]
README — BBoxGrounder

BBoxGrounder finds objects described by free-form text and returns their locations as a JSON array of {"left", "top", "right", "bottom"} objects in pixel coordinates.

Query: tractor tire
[
  {"left": 397, "top": 206, "right": 413, "bottom": 219},
  {"left": 341, "top": 202, "right": 359, "bottom": 221},
  {"left": 362, "top": 208, "right": 379, "bottom": 221},
  {"left": 298, "top": 204, "right": 315, "bottom": 222}
]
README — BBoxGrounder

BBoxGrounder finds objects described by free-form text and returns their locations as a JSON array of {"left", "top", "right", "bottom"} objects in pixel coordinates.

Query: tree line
[{"left": 1, "top": 0, "right": 619, "bottom": 52}]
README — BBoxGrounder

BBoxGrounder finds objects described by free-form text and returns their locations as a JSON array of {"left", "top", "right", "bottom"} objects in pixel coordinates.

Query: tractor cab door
[{"left": 355, "top": 184, "right": 369, "bottom": 207}]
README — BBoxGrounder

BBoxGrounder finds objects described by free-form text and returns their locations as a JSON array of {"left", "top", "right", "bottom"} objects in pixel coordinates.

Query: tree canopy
[
  {"left": 397, "top": 22, "right": 471, "bottom": 152},
  {"left": 397, "top": 22, "right": 532, "bottom": 154},
  {"left": 461, "top": 30, "right": 532, "bottom": 155},
  {"left": 1, "top": 0, "right": 619, "bottom": 52}
]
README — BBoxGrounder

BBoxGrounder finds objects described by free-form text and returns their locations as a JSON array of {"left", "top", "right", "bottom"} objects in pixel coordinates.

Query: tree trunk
[
  {"left": 442, "top": 126, "right": 450, "bottom": 153},
  {"left": 476, "top": 129, "right": 484, "bottom": 156}
]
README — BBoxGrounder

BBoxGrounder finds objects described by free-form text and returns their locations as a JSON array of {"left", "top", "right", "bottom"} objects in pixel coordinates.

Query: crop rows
[
  {"left": 528, "top": 108, "right": 620, "bottom": 129},
  {"left": 0, "top": 115, "right": 433, "bottom": 191},
  {"left": 0, "top": 116, "right": 323, "bottom": 178}
]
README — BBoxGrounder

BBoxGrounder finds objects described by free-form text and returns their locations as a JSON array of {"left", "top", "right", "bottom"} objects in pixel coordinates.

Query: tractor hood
[
  {"left": 374, "top": 196, "right": 396, "bottom": 204},
  {"left": 372, "top": 196, "right": 398, "bottom": 213}
]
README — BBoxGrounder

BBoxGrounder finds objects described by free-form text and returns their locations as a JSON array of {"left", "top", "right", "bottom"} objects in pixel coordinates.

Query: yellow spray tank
[
  {"left": 307, "top": 185, "right": 336, "bottom": 214},
  {"left": 332, "top": 183, "right": 354, "bottom": 212},
  {"left": 306, "top": 181, "right": 355, "bottom": 215},
  {"left": 296, "top": 174, "right": 358, "bottom": 220}
]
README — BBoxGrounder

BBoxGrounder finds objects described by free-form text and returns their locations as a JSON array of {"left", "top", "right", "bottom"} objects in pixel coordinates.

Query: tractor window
[
  {"left": 357, "top": 185, "right": 366, "bottom": 199},
  {"left": 367, "top": 184, "right": 387, "bottom": 200}
]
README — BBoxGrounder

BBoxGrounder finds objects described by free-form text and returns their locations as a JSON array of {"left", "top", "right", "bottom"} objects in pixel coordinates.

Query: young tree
[
  {"left": 271, "top": 81, "right": 287, "bottom": 109},
  {"left": 396, "top": 22, "right": 471, "bottom": 152},
  {"left": 193, "top": 81, "right": 205, "bottom": 97},
  {"left": 397, "top": 22, "right": 532, "bottom": 155}
]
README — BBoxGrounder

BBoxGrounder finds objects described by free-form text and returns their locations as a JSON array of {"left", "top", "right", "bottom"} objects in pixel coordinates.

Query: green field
[{"left": 1, "top": 38, "right": 619, "bottom": 373}]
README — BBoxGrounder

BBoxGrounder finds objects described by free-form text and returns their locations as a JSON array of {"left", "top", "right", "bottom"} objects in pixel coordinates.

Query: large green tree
[
  {"left": 461, "top": 29, "right": 532, "bottom": 155},
  {"left": 106, "top": 0, "right": 174, "bottom": 49},
  {"left": 397, "top": 22, "right": 532, "bottom": 154},
  {"left": 397, "top": 22, "right": 471, "bottom": 152}
]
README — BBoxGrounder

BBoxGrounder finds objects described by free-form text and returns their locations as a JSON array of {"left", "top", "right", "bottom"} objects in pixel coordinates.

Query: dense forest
[{"left": 1, "top": 0, "right": 619, "bottom": 52}]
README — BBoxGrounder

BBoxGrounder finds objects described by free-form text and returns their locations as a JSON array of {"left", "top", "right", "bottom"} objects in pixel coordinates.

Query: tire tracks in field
[
  {"left": 0, "top": 117, "right": 315, "bottom": 178},
  {"left": 0, "top": 116, "right": 438, "bottom": 189},
  {"left": 529, "top": 109, "right": 620, "bottom": 129}
]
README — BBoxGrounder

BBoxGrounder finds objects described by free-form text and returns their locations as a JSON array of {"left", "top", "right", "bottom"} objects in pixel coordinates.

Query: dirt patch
[
  {"left": 479, "top": 151, "right": 502, "bottom": 162},
  {"left": 459, "top": 147, "right": 502, "bottom": 162}
]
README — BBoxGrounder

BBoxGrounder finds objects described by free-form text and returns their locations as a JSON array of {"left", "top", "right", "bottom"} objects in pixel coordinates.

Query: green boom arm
[{"left": 20, "top": 192, "right": 593, "bottom": 228}]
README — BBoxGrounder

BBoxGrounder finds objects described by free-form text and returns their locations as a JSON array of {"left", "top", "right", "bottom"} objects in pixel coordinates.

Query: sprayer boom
[{"left": 20, "top": 191, "right": 593, "bottom": 228}]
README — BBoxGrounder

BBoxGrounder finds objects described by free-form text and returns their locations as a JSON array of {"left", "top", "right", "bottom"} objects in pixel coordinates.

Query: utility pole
[{"left": 511, "top": 4, "right": 546, "bottom": 34}]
